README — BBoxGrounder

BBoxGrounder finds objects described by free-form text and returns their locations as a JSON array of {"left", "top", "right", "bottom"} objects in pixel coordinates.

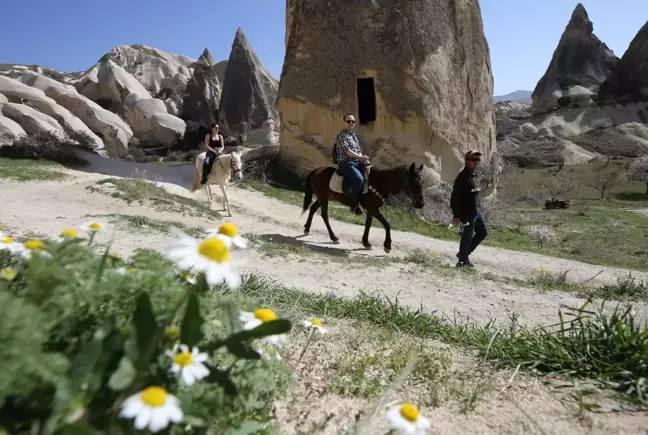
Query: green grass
[
  {"left": 90, "top": 177, "right": 221, "bottom": 219},
  {"left": 87, "top": 213, "right": 205, "bottom": 238},
  {"left": 241, "top": 273, "right": 648, "bottom": 402},
  {"left": 242, "top": 162, "right": 648, "bottom": 271},
  {"left": 0, "top": 157, "right": 68, "bottom": 182}
]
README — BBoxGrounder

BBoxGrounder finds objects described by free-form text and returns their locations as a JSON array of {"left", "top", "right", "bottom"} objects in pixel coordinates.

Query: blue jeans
[
  {"left": 338, "top": 160, "right": 364, "bottom": 205},
  {"left": 458, "top": 211, "right": 488, "bottom": 262}
]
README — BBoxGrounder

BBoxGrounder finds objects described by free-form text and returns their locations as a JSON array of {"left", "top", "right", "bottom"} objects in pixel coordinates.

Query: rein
[
  {"left": 367, "top": 166, "right": 411, "bottom": 205},
  {"left": 218, "top": 155, "right": 241, "bottom": 178}
]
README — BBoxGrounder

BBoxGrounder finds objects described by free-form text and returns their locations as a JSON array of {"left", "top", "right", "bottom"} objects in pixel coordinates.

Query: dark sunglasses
[
  {"left": 468, "top": 158, "right": 481, "bottom": 162},
  {"left": 213, "top": 126, "right": 220, "bottom": 130},
  {"left": 345, "top": 119, "right": 356, "bottom": 124}
]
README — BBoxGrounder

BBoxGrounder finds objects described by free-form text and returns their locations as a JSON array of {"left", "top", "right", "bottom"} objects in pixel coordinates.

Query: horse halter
[
  {"left": 219, "top": 155, "right": 242, "bottom": 177},
  {"left": 403, "top": 169, "right": 421, "bottom": 204}
]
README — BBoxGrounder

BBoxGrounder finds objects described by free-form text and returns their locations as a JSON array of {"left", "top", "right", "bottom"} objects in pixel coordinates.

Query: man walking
[{"left": 450, "top": 150, "right": 488, "bottom": 267}]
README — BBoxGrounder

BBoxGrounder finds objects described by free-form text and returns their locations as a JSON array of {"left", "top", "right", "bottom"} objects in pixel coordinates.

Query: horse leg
[
  {"left": 374, "top": 210, "right": 392, "bottom": 253},
  {"left": 220, "top": 183, "right": 232, "bottom": 216},
  {"left": 320, "top": 199, "right": 339, "bottom": 244},
  {"left": 304, "top": 200, "right": 320, "bottom": 235},
  {"left": 362, "top": 214, "right": 373, "bottom": 249}
]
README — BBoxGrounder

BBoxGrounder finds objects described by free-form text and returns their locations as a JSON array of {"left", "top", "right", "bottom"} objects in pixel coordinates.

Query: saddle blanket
[{"left": 329, "top": 166, "right": 371, "bottom": 195}]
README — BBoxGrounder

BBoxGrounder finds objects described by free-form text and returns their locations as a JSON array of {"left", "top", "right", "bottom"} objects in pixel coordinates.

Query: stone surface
[
  {"left": 157, "top": 73, "right": 190, "bottom": 116},
  {"left": 278, "top": 0, "right": 496, "bottom": 180},
  {"left": 0, "top": 75, "right": 104, "bottom": 150},
  {"left": 531, "top": 3, "right": 619, "bottom": 114},
  {"left": 122, "top": 93, "right": 185, "bottom": 145},
  {"left": 214, "top": 61, "right": 228, "bottom": 84},
  {"left": 182, "top": 48, "right": 221, "bottom": 127},
  {"left": 75, "top": 60, "right": 151, "bottom": 111},
  {"left": 0, "top": 102, "right": 65, "bottom": 136},
  {"left": 597, "top": 20, "right": 648, "bottom": 105},
  {"left": 220, "top": 28, "right": 278, "bottom": 144},
  {"left": 20, "top": 71, "right": 132, "bottom": 156}
]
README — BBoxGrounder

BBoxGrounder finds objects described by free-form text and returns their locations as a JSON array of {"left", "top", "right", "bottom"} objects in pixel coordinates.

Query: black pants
[
  {"left": 201, "top": 151, "right": 218, "bottom": 184},
  {"left": 458, "top": 212, "right": 488, "bottom": 262}
]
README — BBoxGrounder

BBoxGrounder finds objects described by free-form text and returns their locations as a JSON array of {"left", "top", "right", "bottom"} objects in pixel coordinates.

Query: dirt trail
[{"left": 1, "top": 164, "right": 646, "bottom": 328}]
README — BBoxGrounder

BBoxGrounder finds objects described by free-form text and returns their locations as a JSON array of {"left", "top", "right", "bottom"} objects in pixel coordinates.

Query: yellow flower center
[
  {"left": 400, "top": 403, "right": 419, "bottom": 423},
  {"left": 25, "top": 240, "right": 44, "bottom": 251},
  {"left": 89, "top": 223, "right": 102, "bottom": 231},
  {"left": 254, "top": 308, "right": 277, "bottom": 322},
  {"left": 197, "top": 237, "right": 230, "bottom": 263},
  {"left": 108, "top": 252, "right": 122, "bottom": 260},
  {"left": 0, "top": 268, "right": 17, "bottom": 280},
  {"left": 312, "top": 319, "right": 323, "bottom": 327},
  {"left": 140, "top": 386, "right": 168, "bottom": 407},
  {"left": 165, "top": 327, "right": 180, "bottom": 339},
  {"left": 219, "top": 223, "right": 238, "bottom": 237},
  {"left": 174, "top": 352, "right": 194, "bottom": 367},
  {"left": 1, "top": 236, "right": 13, "bottom": 244},
  {"left": 60, "top": 228, "right": 78, "bottom": 238}
]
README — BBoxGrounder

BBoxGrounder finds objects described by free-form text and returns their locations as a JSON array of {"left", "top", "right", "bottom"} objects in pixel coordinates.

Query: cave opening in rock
[{"left": 356, "top": 77, "right": 376, "bottom": 125}]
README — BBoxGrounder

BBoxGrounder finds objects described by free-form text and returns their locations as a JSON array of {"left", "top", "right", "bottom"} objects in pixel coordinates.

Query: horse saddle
[{"left": 330, "top": 165, "right": 371, "bottom": 196}]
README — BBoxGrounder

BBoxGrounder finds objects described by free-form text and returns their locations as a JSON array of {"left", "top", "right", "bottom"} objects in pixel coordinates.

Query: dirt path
[{"left": 1, "top": 164, "right": 646, "bottom": 328}]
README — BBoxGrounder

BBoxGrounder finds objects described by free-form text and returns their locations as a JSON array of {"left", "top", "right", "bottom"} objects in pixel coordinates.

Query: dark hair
[
  {"left": 211, "top": 123, "right": 219, "bottom": 129},
  {"left": 342, "top": 113, "right": 354, "bottom": 121}
]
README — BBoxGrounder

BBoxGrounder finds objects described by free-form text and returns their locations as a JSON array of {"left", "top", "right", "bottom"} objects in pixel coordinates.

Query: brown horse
[{"left": 301, "top": 163, "right": 425, "bottom": 253}]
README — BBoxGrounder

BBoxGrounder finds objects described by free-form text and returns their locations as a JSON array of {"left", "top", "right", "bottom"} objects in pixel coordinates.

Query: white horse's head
[{"left": 230, "top": 151, "right": 243, "bottom": 181}]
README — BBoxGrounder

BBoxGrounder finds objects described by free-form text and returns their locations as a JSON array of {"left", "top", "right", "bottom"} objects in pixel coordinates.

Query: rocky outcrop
[
  {"left": 214, "top": 61, "right": 228, "bottom": 84},
  {"left": 20, "top": 71, "right": 132, "bottom": 156},
  {"left": 220, "top": 28, "right": 278, "bottom": 144},
  {"left": 97, "top": 44, "right": 194, "bottom": 95},
  {"left": 0, "top": 114, "right": 26, "bottom": 145},
  {"left": 182, "top": 48, "right": 221, "bottom": 126},
  {"left": 597, "top": 20, "right": 648, "bottom": 105},
  {"left": 157, "top": 74, "right": 189, "bottom": 116},
  {"left": 278, "top": 0, "right": 496, "bottom": 179},
  {"left": 0, "top": 76, "right": 104, "bottom": 150},
  {"left": 75, "top": 60, "right": 151, "bottom": 111},
  {"left": 122, "top": 94, "right": 185, "bottom": 145},
  {"left": 0, "top": 102, "right": 65, "bottom": 136},
  {"left": 531, "top": 4, "right": 618, "bottom": 114}
]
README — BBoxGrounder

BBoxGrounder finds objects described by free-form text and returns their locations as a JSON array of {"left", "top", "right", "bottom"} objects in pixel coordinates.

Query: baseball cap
[{"left": 464, "top": 150, "right": 482, "bottom": 160}]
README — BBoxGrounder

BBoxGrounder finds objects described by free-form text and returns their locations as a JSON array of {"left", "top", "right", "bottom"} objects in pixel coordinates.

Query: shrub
[
  {"left": 543, "top": 175, "right": 579, "bottom": 200},
  {"left": 0, "top": 131, "right": 89, "bottom": 166},
  {"left": 523, "top": 225, "right": 556, "bottom": 249},
  {"left": 0, "top": 224, "right": 293, "bottom": 433}
]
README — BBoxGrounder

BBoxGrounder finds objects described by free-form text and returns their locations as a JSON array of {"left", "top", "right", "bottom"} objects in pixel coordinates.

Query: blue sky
[{"left": 1, "top": 1, "right": 646, "bottom": 95}]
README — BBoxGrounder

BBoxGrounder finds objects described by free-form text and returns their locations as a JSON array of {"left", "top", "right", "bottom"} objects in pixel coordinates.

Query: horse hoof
[
  {"left": 303, "top": 230, "right": 310, "bottom": 236},
  {"left": 384, "top": 247, "right": 391, "bottom": 254},
  {"left": 363, "top": 244, "right": 373, "bottom": 250},
  {"left": 332, "top": 240, "right": 340, "bottom": 245}
]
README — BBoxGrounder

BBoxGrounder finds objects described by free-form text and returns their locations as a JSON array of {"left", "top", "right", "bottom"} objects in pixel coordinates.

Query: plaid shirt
[{"left": 335, "top": 130, "right": 362, "bottom": 164}]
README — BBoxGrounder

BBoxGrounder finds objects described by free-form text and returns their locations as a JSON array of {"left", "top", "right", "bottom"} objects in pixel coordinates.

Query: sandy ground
[
  {"left": 2, "top": 156, "right": 648, "bottom": 434},
  {"left": 1, "top": 155, "right": 647, "bottom": 328}
]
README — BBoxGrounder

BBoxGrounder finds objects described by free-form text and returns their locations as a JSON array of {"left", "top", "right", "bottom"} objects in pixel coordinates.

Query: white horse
[{"left": 192, "top": 151, "right": 243, "bottom": 216}]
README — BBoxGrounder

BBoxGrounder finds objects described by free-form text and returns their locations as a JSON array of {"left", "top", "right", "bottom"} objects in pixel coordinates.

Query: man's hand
[
  {"left": 361, "top": 155, "right": 370, "bottom": 163},
  {"left": 452, "top": 217, "right": 460, "bottom": 225}
]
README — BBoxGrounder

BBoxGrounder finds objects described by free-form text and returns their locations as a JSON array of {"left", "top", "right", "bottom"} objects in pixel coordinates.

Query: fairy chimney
[{"left": 277, "top": 0, "right": 496, "bottom": 180}]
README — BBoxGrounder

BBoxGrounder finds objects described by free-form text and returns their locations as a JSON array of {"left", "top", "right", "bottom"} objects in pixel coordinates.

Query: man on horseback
[{"left": 334, "top": 113, "right": 371, "bottom": 215}]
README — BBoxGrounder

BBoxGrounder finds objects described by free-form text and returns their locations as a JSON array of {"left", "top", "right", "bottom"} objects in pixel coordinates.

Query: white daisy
[
  {"left": 300, "top": 318, "right": 328, "bottom": 334},
  {"left": 0, "top": 234, "right": 24, "bottom": 255},
  {"left": 257, "top": 346, "right": 282, "bottom": 361},
  {"left": 115, "top": 267, "right": 137, "bottom": 276},
  {"left": 177, "top": 269, "right": 197, "bottom": 285},
  {"left": 0, "top": 268, "right": 17, "bottom": 281},
  {"left": 205, "top": 222, "right": 247, "bottom": 249},
  {"left": 386, "top": 403, "right": 431, "bottom": 434},
  {"left": 165, "top": 344, "right": 210, "bottom": 386},
  {"left": 165, "top": 231, "right": 241, "bottom": 289},
  {"left": 79, "top": 221, "right": 105, "bottom": 234},
  {"left": 239, "top": 308, "right": 288, "bottom": 346},
  {"left": 119, "top": 386, "right": 183, "bottom": 433},
  {"left": 51, "top": 228, "right": 82, "bottom": 243},
  {"left": 20, "top": 240, "right": 51, "bottom": 260}
]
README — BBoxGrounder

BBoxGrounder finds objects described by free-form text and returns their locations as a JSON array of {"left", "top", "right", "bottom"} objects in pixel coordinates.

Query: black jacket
[{"left": 450, "top": 167, "right": 481, "bottom": 219}]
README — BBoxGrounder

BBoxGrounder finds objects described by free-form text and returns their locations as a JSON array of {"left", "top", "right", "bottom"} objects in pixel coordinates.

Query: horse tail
[{"left": 301, "top": 170, "right": 315, "bottom": 215}]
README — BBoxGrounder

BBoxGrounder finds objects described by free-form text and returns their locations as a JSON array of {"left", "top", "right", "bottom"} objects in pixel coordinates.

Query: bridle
[
  {"left": 403, "top": 168, "right": 420, "bottom": 204},
  {"left": 219, "top": 155, "right": 242, "bottom": 178}
]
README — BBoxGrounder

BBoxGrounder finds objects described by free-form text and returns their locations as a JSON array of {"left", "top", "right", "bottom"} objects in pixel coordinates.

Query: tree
[
  {"left": 587, "top": 171, "right": 623, "bottom": 200},
  {"left": 627, "top": 156, "right": 648, "bottom": 195},
  {"left": 543, "top": 175, "right": 579, "bottom": 200}
]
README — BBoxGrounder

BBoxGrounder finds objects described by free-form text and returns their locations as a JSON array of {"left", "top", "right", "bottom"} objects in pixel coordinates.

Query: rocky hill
[
  {"left": 0, "top": 33, "right": 279, "bottom": 159},
  {"left": 493, "top": 90, "right": 532, "bottom": 104},
  {"left": 497, "top": 5, "right": 648, "bottom": 167}
]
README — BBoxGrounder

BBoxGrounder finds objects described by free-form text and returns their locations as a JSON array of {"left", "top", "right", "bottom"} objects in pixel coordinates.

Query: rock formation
[
  {"left": 0, "top": 76, "right": 104, "bottom": 150},
  {"left": 20, "top": 71, "right": 132, "bottom": 156},
  {"left": 531, "top": 3, "right": 618, "bottom": 114},
  {"left": 597, "top": 20, "right": 648, "bottom": 105},
  {"left": 98, "top": 44, "right": 194, "bottom": 96},
  {"left": 214, "top": 61, "right": 228, "bottom": 84},
  {"left": 182, "top": 48, "right": 221, "bottom": 127},
  {"left": 0, "top": 112, "right": 26, "bottom": 145},
  {"left": 122, "top": 93, "right": 185, "bottom": 145},
  {"left": 278, "top": 0, "right": 496, "bottom": 180},
  {"left": 219, "top": 28, "right": 278, "bottom": 144},
  {"left": 0, "top": 102, "right": 65, "bottom": 137}
]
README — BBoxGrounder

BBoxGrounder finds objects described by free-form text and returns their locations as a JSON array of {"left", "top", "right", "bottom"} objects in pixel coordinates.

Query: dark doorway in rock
[{"left": 357, "top": 78, "right": 377, "bottom": 125}]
